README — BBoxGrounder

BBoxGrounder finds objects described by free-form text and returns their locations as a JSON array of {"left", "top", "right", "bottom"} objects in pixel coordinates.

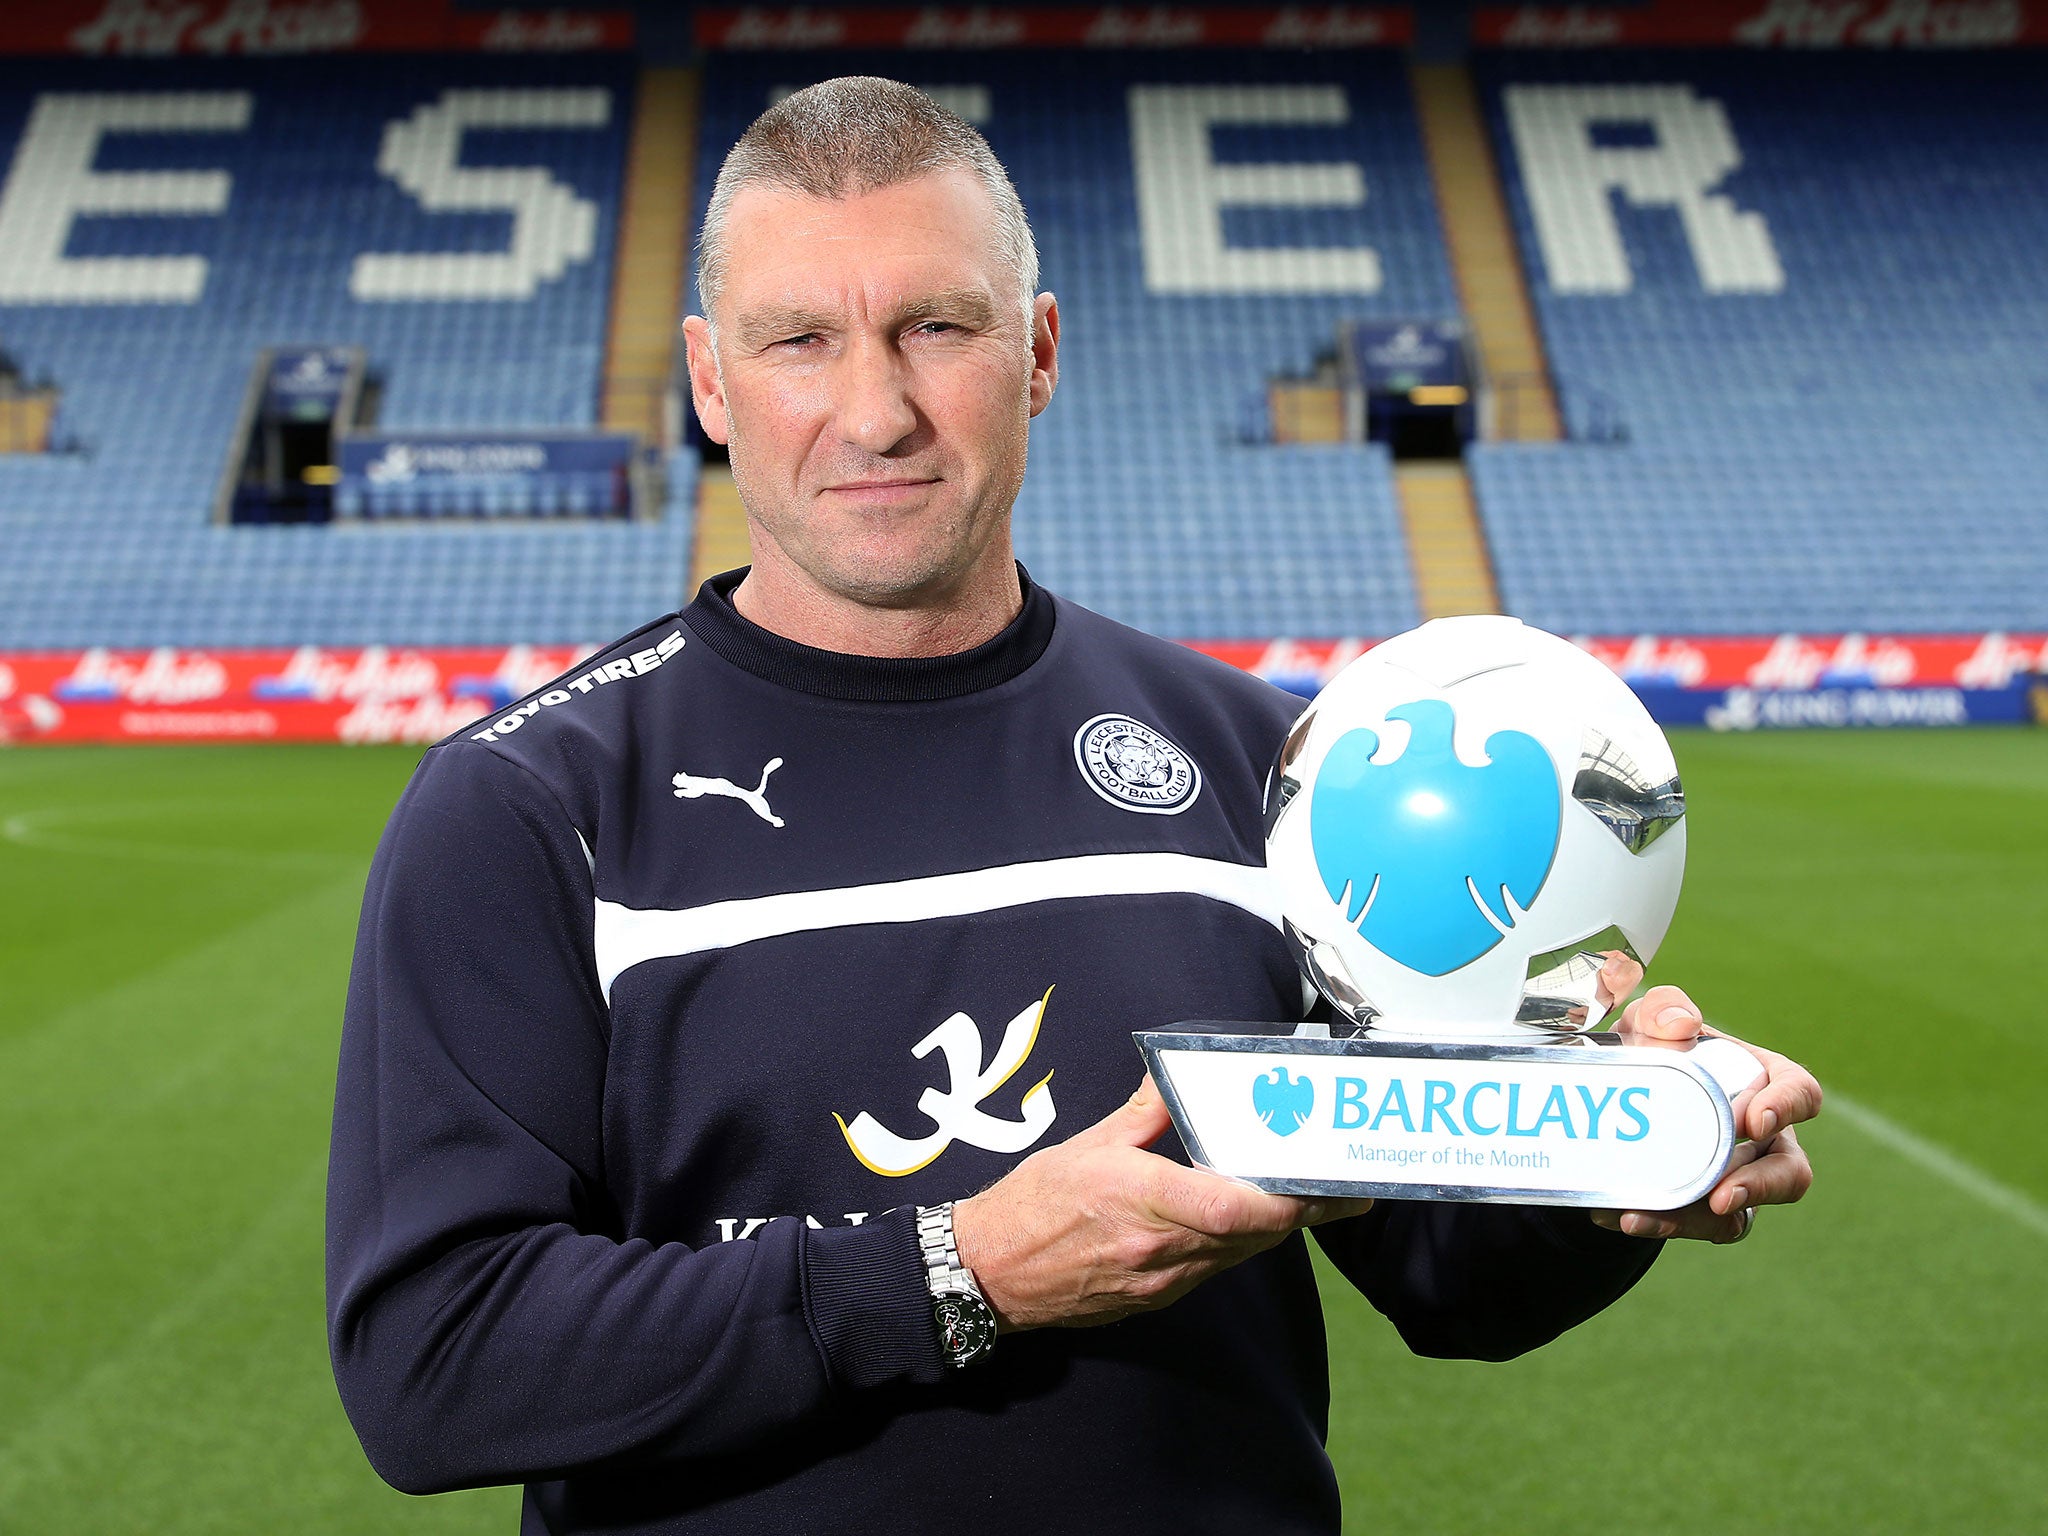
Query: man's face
[{"left": 683, "top": 167, "right": 1058, "bottom": 608}]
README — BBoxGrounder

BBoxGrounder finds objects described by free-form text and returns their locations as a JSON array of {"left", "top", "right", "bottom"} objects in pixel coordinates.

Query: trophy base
[{"left": 1136, "top": 1024, "right": 1754, "bottom": 1210}]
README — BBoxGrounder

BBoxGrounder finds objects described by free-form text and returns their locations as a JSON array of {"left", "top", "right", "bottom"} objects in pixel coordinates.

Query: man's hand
[
  {"left": 1589, "top": 955, "right": 1821, "bottom": 1243},
  {"left": 951, "top": 1077, "right": 1374, "bottom": 1331}
]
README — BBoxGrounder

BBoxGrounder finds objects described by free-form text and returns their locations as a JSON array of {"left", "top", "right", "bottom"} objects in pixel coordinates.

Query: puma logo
[{"left": 672, "top": 758, "right": 785, "bottom": 827}]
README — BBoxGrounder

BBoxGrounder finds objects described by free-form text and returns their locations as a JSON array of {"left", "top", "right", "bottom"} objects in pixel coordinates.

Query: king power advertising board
[{"left": 2, "top": 632, "right": 2042, "bottom": 745}]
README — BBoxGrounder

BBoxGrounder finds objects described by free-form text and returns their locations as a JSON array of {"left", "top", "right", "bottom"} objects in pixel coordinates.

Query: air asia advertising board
[
  {"left": 2, "top": 633, "right": 2043, "bottom": 745},
  {"left": 1201, "top": 631, "right": 2048, "bottom": 695},
  {"left": 0, "top": 1, "right": 633, "bottom": 56},
  {"left": 18, "top": 2, "right": 2039, "bottom": 54},
  {"left": 696, "top": 3, "right": 2048, "bottom": 50},
  {"left": 0, "top": 644, "right": 593, "bottom": 746},
  {"left": 1473, "top": 1, "right": 2048, "bottom": 48},
  {"left": 693, "top": 7, "right": 1414, "bottom": 49}
]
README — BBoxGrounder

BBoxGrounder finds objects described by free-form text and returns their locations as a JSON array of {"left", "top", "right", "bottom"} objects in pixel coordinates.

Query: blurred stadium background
[{"left": 0, "top": 2, "right": 2043, "bottom": 1531}]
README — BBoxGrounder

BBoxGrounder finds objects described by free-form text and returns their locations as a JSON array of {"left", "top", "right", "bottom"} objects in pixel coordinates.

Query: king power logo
[{"left": 834, "top": 989, "right": 1058, "bottom": 1177}]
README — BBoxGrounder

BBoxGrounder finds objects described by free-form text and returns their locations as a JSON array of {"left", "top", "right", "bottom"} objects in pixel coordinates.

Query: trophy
[{"left": 1136, "top": 616, "right": 1758, "bottom": 1210}]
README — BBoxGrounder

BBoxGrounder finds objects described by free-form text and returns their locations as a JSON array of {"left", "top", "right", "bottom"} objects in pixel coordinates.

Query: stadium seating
[
  {"left": 1471, "top": 49, "right": 2048, "bottom": 635},
  {"left": 9, "top": 38, "right": 2046, "bottom": 650},
  {"left": 693, "top": 49, "right": 1443, "bottom": 638},
  {"left": 0, "top": 51, "right": 696, "bottom": 648}
]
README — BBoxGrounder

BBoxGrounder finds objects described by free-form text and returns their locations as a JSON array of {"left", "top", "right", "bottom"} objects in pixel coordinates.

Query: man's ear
[
  {"left": 1028, "top": 293, "right": 1060, "bottom": 418},
  {"left": 681, "top": 315, "right": 731, "bottom": 445}
]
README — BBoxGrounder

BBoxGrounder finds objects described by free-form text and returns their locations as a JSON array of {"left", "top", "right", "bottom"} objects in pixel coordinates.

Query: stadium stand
[
  {"left": 691, "top": 48, "right": 1449, "bottom": 638},
  {"left": 8, "top": 26, "right": 2046, "bottom": 653},
  {"left": 0, "top": 51, "right": 696, "bottom": 648},
  {"left": 1470, "top": 49, "right": 2048, "bottom": 635}
]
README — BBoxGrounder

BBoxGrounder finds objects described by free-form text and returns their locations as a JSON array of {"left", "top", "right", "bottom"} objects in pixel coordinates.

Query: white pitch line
[
  {"left": 1706, "top": 1016, "right": 2048, "bottom": 1240},
  {"left": 1, "top": 803, "right": 354, "bottom": 872},
  {"left": 1829, "top": 1091, "right": 2048, "bottom": 1240}
]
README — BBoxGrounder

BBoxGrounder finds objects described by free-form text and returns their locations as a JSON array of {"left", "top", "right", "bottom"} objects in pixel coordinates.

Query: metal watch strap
[{"left": 914, "top": 1202, "right": 996, "bottom": 1369}]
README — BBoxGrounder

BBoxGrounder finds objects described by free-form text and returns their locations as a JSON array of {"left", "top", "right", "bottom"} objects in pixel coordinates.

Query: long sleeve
[
  {"left": 324, "top": 743, "right": 942, "bottom": 1497},
  {"left": 1313, "top": 1199, "right": 1662, "bottom": 1363}
]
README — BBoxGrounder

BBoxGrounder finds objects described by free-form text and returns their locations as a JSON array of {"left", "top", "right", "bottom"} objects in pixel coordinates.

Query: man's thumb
[{"left": 1068, "top": 1074, "right": 1173, "bottom": 1150}]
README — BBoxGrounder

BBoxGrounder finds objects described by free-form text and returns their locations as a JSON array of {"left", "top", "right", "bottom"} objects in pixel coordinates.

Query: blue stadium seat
[
  {"left": 1473, "top": 49, "right": 2048, "bottom": 634},
  {"left": 3, "top": 46, "right": 1455, "bottom": 646},
  {"left": 0, "top": 52, "right": 694, "bottom": 647}
]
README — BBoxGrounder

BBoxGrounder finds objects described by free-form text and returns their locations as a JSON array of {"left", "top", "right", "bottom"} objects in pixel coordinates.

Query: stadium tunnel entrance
[
  {"left": 1265, "top": 317, "right": 1471, "bottom": 460},
  {"left": 218, "top": 345, "right": 372, "bottom": 526}
]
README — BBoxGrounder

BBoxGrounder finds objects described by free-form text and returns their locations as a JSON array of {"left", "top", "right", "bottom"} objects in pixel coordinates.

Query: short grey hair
[{"left": 695, "top": 76, "right": 1039, "bottom": 341}]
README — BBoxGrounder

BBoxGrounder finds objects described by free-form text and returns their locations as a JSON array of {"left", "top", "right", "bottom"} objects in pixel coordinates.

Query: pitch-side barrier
[{"left": 1, "top": 633, "right": 2042, "bottom": 744}]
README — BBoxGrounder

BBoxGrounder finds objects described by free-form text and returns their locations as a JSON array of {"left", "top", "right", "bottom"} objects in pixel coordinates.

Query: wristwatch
[{"left": 915, "top": 1202, "right": 998, "bottom": 1369}]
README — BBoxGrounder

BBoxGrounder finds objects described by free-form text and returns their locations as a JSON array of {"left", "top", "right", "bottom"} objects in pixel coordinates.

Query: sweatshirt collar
[{"left": 682, "top": 564, "right": 1056, "bottom": 702}]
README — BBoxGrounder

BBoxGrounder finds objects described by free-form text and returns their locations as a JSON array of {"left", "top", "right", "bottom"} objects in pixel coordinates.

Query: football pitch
[{"left": 1, "top": 731, "right": 2043, "bottom": 1534}]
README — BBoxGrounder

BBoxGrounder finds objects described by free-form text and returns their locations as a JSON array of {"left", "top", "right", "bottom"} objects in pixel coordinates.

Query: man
[{"left": 327, "top": 77, "right": 1817, "bottom": 1533}]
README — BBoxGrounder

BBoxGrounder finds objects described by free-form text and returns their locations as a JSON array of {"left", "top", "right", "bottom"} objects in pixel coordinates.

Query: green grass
[
  {"left": 2, "top": 733, "right": 2044, "bottom": 1533},
  {"left": 1323, "top": 728, "right": 2048, "bottom": 1533}
]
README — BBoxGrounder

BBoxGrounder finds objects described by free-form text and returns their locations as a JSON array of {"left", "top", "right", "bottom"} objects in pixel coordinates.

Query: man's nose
[{"left": 832, "top": 337, "right": 918, "bottom": 454}]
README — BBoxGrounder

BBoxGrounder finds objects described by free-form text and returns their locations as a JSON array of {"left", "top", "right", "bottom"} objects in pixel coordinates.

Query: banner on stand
[{"left": 3, "top": 632, "right": 2042, "bottom": 744}]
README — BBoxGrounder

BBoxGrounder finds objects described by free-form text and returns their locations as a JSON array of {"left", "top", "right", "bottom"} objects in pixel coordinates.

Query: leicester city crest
[{"left": 1074, "top": 713, "right": 1201, "bottom": 815}]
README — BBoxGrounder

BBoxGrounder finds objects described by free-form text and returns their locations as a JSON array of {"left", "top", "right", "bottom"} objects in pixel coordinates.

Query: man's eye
[
  {"left": 775, "top": 334, "right": 819, "bottom": 348},
  {"left": 913, "top": 321, "right": 959, "bottom": 337}
]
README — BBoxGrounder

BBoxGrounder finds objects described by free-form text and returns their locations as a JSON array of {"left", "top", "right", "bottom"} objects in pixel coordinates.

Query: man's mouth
[{"left": 821, "top": 477, "right": 939, "bottom": 502}]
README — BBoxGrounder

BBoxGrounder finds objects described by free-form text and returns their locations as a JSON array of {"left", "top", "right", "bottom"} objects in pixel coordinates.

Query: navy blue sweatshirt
[{"left": 326, "top": 569, "right": 1660, "bottom": 1534}]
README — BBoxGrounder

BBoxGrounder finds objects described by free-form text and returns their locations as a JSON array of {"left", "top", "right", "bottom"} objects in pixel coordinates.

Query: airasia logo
[
  {"left": 1491, "top": 0, "right": 2027, "bottom": 47},
  {"left": 480, "top": 11, "right": 606, "bottom": 50},
  {"left": 58, "top": 648, "right": 229, "bottom": 705},
  {"left": 716, "top": 7, "right": 848, "bottom": 48},
  {"left": 1084, "top": 7, "right": 1208, "bottom": 46},
  {"left": 259, "top": 646, "right": 441, "bottom": 703},
  {"left": 69, "top": 0, "right": 367, "bottom": 55},
  {"left": 1262, "top": 7, "right": 1391, "bottom": 46},
  {"left": 1252, "top": 637, "right": 1370, "bottom": 692},
  {"left": 1589, "top": 634, "right": 1711, "bottom": 688},
  {"left": 493, "top": 643, "right": 589, "bottom": 698},
  {"left": 258, "top": 643, "right": 585, "bottom": 705},
  {"left": 904, "top": 7, "right": 1028, "bottom": 46},
  {"left": 1745, "top": 634, "right": 1919, "bottom": 689},
  {"left": 338, "top": 695, "right": 492, "bottom": 744},
  {"left": 1954, "top": 632, "right": 2048, "bottom": 688},
  {"left": 1499, "top": 8, "right": 1625, "bottom": 45},
  {"left": 1733, "top": 0, "right": 2024, "bottom": 46}
]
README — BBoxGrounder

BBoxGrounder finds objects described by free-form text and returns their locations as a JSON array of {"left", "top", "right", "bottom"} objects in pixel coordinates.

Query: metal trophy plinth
[
  {"left": 1176, "top": 613, "right": 1749, "bottom": 1212},
  {"left": 1137, "top": 1023, "right": 1760, "bottom": 1209}
]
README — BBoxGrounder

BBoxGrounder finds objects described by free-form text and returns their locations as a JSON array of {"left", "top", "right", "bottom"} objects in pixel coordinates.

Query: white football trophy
[
  {"left": 1137, "top": 617, "right": 1757, "bottom": 1210},
  {"left": 1266, "top": 614, "right": 1684, "bottom": 1037}
]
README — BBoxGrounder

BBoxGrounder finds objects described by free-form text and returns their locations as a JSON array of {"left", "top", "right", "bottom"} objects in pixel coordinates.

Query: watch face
[{"left": 933, "top": 1290, "right": 997, "bottom": 1366}]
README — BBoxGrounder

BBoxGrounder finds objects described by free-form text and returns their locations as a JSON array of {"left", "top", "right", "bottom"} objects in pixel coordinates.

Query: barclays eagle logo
[
  {"left": 1252, "top": 1067, "right": 1315, "bottom": 1137},
  {"left": 1309, "top": 697, "right": 1560, "bottom": 976}
]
